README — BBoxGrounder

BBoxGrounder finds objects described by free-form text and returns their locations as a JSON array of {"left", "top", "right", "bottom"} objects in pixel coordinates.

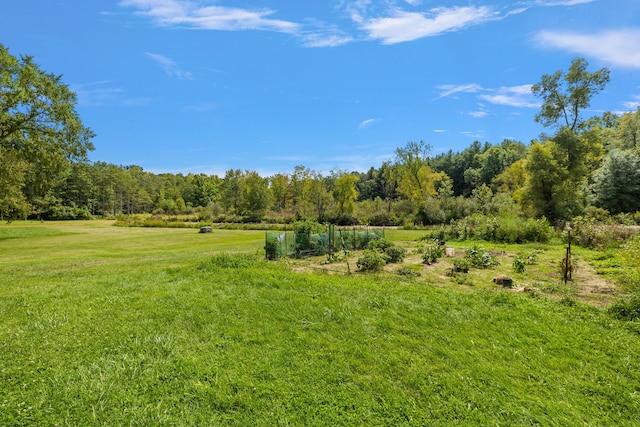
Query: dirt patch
[{"left": 283, "top": 246, "right": 620, "bottom": 307}]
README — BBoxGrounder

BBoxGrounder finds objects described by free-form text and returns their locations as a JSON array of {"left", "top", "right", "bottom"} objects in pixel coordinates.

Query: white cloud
[
  {"left": 360, "top": 6, "right": 497, "bottom": 44},
  {"left": 622, "top": 95, "right": 640, "bottom": 111},
  {"left": 469, "top": 110, "right": 489, "bottom": 118},
  {"left": 145, "top": 52, "right": 193, "bottom": 80},
  {"left": 534, "top": 0, "right": 596, "bottom": 6},
  {"left": 120, "top": 0, "right": 299, "bottom": 33},
  {"left": 461, "top": 130, "right": 486, "bottom": 139},
  {"left": 72, "top": 81, "right": 124, "bottom": 107},
  {"left": 358, "top": 118, "right": 377, "bottom": 129},
  {"left": 436, "top": 83, "right": 483, "bottom": 99},
  {"left": 72, "top": 81, "right": 154, "bottom": 107},
  {"left": 535, "top": 29, "right": 640, "bottom": 69},
  {"left": 302, "top": 31, "right": 353, "bottom": 48},
  {"left": 479, "top": 85, "right": 539, "bottom": 108}
]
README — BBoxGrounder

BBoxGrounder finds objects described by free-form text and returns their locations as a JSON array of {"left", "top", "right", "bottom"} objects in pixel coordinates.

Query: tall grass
[{"left": 1, "top": 221, "right": 639, "bottom": 425}]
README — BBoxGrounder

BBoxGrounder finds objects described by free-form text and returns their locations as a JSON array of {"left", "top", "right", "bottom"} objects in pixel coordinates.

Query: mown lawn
[{"left": 1, "top": 221, "right": 639, "bottom": 425}]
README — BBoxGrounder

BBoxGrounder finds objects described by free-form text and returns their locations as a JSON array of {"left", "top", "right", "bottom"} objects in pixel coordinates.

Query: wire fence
[{"left": 265, "top": 225, "right": 384, "bottom": 259}]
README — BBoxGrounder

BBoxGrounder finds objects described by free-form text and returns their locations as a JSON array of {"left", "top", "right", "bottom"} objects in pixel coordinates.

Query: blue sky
[{"left": 3, "top": 0, "right": 640, "bottom": 176}]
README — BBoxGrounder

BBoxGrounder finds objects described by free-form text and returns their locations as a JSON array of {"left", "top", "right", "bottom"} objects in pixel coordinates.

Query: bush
[
  {"left": 608, "top": 294, "right": 640, "bottom": 321},
  {"left": 367, "top": 238, "right": 394, "bottom": 251},
  {"left": 367, "top": 238, "right": 405, "bottom": 263},
  {"left": 570, "top": 217, "right": 638, "bottom": 249},
  {"left": 422, "top": 239, "right": 445, "bottom": 265},
  {"left": 396, "top": 265, "right": 421, "bottom": 277},
  {"left": 450, "top": 258, "right": 471, "bottom": 274},
  {"left": 356, "top": 250, "right": 388, "bottom": 272},
  {"left": 512, "top": 256, "right": 526, "bottom": 273},
  {"left": 265, "top": 234, "right": 281, "bottom": 260},
  {"left": 385, "top": 246, "right": 406, "bottom": 263},
  {"left": 465, "top": 245, "right": 500, "bottom": 269},
  {"left": 333, "top": 214, "right": 360, "bottom": 226}
]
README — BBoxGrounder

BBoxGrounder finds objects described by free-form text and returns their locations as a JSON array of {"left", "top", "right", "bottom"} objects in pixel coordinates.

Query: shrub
[
  {"left": 512, "top": 256, "right": 526, "bottom": 273},
  {"left": 356, "top": 250, "right": 388, "bottom": 272},
  {"left": 265, "top": 234, "right": 281, "bottom": 260},
  {"left": 385, "top": 246, "right": 407, "bottom": 263},
  {"left": 367, "top": 238, "right": 394, "bottom": 251},
  {"left": 422, "top": 240, "right": 445, "bottom": 265},
  {"left": 396, "top": 265, "right": 421, "bottom": 277},
  {"left": 522, "top": 217, "right": 552, "bottom": 243},
  {"left": 465, "top": 245, "right": 500, "bottom": 269},
  {"left": 608, "top": 295, "right": 640, "bottom": 321},
  {"left": 367, "top": 238, "right": 405, "bottom": 263},
  {"left": 450, "top": 258, "right": 471, "bottom": 274}
]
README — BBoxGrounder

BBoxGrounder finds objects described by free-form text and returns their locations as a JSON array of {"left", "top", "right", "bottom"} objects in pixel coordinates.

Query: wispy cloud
[
  {"left": 120, "top": 0, "right": 299, "bottom": 33},
  {"left": 534, "top": 0, "right": 596, "bottom": 6},
  {"left": 479, "top": 85, "right": 539, "bottom": 108},
  {"left": 436, "top": 83, "right": 539, "bottom": 116},
  {"left": 436, "top": 83, "right": 483, "bottom": 99},
  {"left": 145, "top": 52, "right": 193, "bottom": 80},
  {"left": 360, "top": 6, "right": 498, "bottom": 44},
  {"left": 622, "top": 95, "right": 640, "bottom": 111},
  {"left": 461, "top": 130, "right": 486, "bottom": 139},
  {"left": 72, "top": 81, "right": 153, "bottom": 107},
  {"left": 302, "top": 31, "right": 353, "bottom": 48},
  {"left": 358, "top": 118, "right": 378, "bottom": 129},
  {"left": 72, "top": 81, "right": 124, "bottom": 107},
  {"left": 469, "top": 110, "right": 489, "bottom": 118},
  {"left": 535, "top": 29, "right": 640, "bottom": 69}
]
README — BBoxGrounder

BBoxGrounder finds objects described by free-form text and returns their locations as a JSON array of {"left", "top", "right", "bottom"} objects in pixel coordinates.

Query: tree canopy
[
  {"left": 532, "top": 57, "right": 610, "bottom": 132},
  {"left": 1, "top": 44, "right": 94, "bottom": 219}
]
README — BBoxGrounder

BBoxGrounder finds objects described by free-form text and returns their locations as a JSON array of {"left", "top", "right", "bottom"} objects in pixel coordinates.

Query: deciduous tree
[
  {"left": 1, "top": 44, "right": 94, "bottom": 218},
  {"left": 532, "top": 57, "right": 610, "bottom": 132}
]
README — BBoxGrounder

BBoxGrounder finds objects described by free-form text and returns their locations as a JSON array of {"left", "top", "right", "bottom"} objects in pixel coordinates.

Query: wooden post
[{"left": 564, "top": 227, "right": 572, "bottom": 285}]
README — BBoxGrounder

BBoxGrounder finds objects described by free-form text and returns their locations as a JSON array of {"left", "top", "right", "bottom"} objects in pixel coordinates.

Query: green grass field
[{"left": 1, "top": 221, "right": 639, "bottom": 425}]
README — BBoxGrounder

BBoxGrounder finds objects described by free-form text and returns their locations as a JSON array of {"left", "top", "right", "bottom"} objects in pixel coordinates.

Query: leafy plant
[
  {"left": 421, "top": 238, "right": 445, "bottom": 265},
  {"left": 264, "top": 234, "right": 281, "bottom": 260},
  {"left": 356, "top": 249, "right": 388, "bottom": 272},
  {"left": 608, "top": 295, "right": 640, "bottom": 321},
  {"left": 396, "top": 265, "right": 421, "bottom": 277},
  {"left": 512, "top": 255, "right": 526, "bottom": 273},
  {"left": 449, "top": 257, "right": 471, "bottom": 274},
  {"left": 384, "top": 245, "right": 406, "bottom": 263},
  {"left": 464, "top": 245, "right": 500, "bottom": 269}
]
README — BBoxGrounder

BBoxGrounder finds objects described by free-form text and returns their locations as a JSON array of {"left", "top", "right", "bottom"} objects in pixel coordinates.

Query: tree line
[{"left": 2, "top": 43, "right": 640, "bottom": 225}]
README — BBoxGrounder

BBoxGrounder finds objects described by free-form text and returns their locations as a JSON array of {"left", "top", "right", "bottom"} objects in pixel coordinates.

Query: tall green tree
[
  {"left": 333, "top": 172, "right": 359, "bottom": 216},
  {"left": 238, "top": 171, "right": 271, "bottom": 221},
  {"left": 525, "top": 58, "right": 611, "bottom": 219},
  {"left": 589, "top": 150, "right": 640, "bottom": 215},
  {"left": 615, "top": 107, "right": 640, "bottom": 152},
  {"left": 270, "top": 173, "right": 290, "bottom": 212},
  {"left": 521, "top": 141, "right": 567, "bottom": 219},
  {"left": 394, "top": 141, "right": 440, "bottom": 204},
  {"left": 532, "top": 57, "right": 610, "bottom": 132},
  {"left": 1, "top": 44, "right": 94, "bottom": 218}
]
